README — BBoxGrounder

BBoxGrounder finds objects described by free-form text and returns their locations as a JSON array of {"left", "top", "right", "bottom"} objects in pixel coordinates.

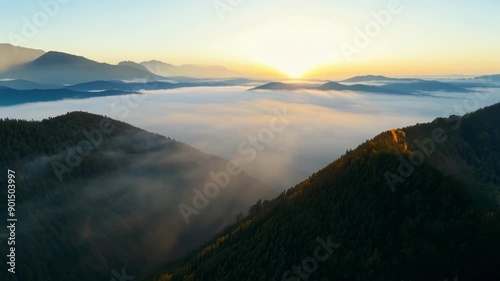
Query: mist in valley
[{"left": 2, "top": 86, "right": 499, "bottom": 190}]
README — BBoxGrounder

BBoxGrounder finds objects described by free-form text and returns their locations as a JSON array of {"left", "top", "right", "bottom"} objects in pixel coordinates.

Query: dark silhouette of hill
[
  {"left": 0, "top": 51, "right": 165, "bottom": 84},
  {"left": 0, "top": 79, "right": 62, "bottom": 90},
  {"left": 251, "top": 80, "right": 470, "bottom": 95},
  {"left": 145, "top": 103, "right": 500, "bottom": 281},
  {"left": 0, "top": 112, "right": 273, "bottom": 281},
  {"left": 251, "top": 82, "right": 311, "bottom": 91},
  {"left": 341, "top": 75, "right": 417, "bottom": 83},
  {"left": 0, "top": 79, "right": 264, "bottom": 106},
  {"left": 473, "top": 74, "right": 500, "bottom": 83},
  {"left": 251, "top": 81, "right": 412, "bottom": 95},
  {"left": 0, "top": 87, "right": 135, "bottom": 106},
  {"left": 65, "top": 80, "right": 202, "bottom": 91},
  {"left": 318, "top": 81, "right": 409, "bottom": 94},
  {"left": 65, "top": 80, "right": 251, "bottom": 92},
  {"left": 64, "top": 80, "right": 128, "bottom": 91},
  {"left": 381, "top": 80, "right": 471, "bottom": 93}
]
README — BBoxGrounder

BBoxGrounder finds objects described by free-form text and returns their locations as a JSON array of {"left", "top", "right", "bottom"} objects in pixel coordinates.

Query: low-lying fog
[{"left": 2, "top": 86, "right": 500, "bottom": 192}]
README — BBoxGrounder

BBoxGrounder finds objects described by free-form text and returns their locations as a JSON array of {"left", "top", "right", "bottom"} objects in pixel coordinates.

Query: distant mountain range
[
  {"left": 343, "top": 74, "right": 500, "bottom": 84},
  {"left": 381, "top": 80, "right": 471, "bottom": 93},
  {"left": 0, "top": 79, "right": 63, "bottom": 90},
  {"left": 344, "top": 75, "right": 500, "bottom": 89},
  {"left": 0, "top": 44, "right": 499, "bottom": 106},
  {"left": 318, "top": 81, "right": 409, "bottom": 94},
  {"left": 251, "top": 79, "right": 472, "bottom": 95},
  {"left": 341, "top": 75, "right": 418, "bottom": 83},
  {"left": 0, "top": 44, "right": 45, "bottom": 72},
  {"left": 64, "top": 79, "right": 248, "bottom": 92},
  {"left": 251, "top": 81, "right": 407, "bottom": 94},
  {"left": 64, "top": 80, "right": 196, "bottom": 92},
  {"left": 471, "top": 74, "right": 500, "bottom": 83},
  {"left": 0, "top": 44, "right": 498, "bottom": 87},
  {"left": 0, "top": 78, "right": 257, "bottom": 106},
  {"left": 0, "top": 44, "right": 243, "bottom": 83},
  {"left": 250, "top": 82, "right": 311, "bottom": 91},
  {"left": 141, "top": 60, "right": 241, "bottom": 79},
  {"left": 0, "top": 51, "right": 165, "bottom": 84},
  {"left": 0, "top": 87, "right": 135, "bottom": 106}
]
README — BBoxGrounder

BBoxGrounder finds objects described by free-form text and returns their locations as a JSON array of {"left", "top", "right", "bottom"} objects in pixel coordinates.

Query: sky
[{"left": 1, "top": 0, "right": 500, "bottom": 79}]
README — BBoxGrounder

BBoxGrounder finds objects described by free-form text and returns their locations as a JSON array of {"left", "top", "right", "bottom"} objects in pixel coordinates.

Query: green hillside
[{"left": 146, "top": 103, "right": 500, "bottom": 281}]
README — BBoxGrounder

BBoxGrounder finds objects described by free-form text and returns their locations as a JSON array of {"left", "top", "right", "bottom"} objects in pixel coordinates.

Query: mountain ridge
[
  {"left": 145, "top": 103, "right": 500, "bottom": 281},
  {"left": 0, "top": 87, "right": 137, "bottom": 106},
  {"left": 0, "top": 51, "right": 165, "bottom": 84},
  {"left": 0, "top": 111, "right": 274, "bottom": 281},
  {"left": 341, "top": 75, "right": 418, "bottom": 83},
  {"left": 140, "top": 60, "right": 241, "bottom": 79},
  {"left": 251, "top": 79, "right": 471, "bottom": 94},
  {"left": 0, "top": 79, "right": 63, "bottom": 90},
  {"left": 0, "top": 43, "right": 45, "bottom": 71}
]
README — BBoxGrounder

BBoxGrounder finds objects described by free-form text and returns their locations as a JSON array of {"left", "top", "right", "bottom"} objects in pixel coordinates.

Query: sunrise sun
[{"left": 237, "top": 17, "right": 340, "bottom": 78}]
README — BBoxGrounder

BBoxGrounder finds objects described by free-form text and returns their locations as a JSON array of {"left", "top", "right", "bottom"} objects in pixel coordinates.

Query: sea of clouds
[{"left": 2, "top": 86, "right": 499, "bottom": 190}]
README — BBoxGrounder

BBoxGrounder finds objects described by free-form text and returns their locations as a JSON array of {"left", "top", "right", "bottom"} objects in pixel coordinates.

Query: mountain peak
[
  {"left": 1, "top": 50, "right": 164, "bottom": 84},
  {"left": 141, "top": 60, "right": 174, "bottom": 66},
  {"left": 118, "top": 61, "right": 150, "bottom": 72},
  {"left": 341, "top": 75, "right": 391, "bottom": 82},
  {"left": 0, "top": 43, "right": 45, "bottom": 53},
  {"left": 251, "top": 82, "right": 307, "bottom": 91},
  {"left": 31, "top": 51, "right": 95, "bottom": 66},
  {"left": 0, "top": 44, "right": 46, "bottom": 71}
]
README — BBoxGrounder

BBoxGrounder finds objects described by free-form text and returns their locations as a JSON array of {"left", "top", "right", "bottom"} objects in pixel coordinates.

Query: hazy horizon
[{"left": 2, "top": 0, "right": 500, "bottom": 79}]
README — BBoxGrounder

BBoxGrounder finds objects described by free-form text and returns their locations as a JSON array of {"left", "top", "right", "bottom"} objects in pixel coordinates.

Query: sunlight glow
[{"left": 237, "top": 17, "right": 340, "bottom": 78}]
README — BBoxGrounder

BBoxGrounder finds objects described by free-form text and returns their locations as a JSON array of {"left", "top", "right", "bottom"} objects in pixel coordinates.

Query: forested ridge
[
  {"left": 0, "top": 112, "right": 271, "bottom": 281},
  {"left": 0, "top": 112, "right": 177, "bottom": 202},
  {"left": 146, "top": 103, "right": 500, "bottom": 281}
]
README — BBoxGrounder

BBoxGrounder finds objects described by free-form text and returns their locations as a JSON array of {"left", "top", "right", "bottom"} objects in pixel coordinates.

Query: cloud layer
[{"left": 2, "top": 86, "right": 500, "bottom": 189}]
